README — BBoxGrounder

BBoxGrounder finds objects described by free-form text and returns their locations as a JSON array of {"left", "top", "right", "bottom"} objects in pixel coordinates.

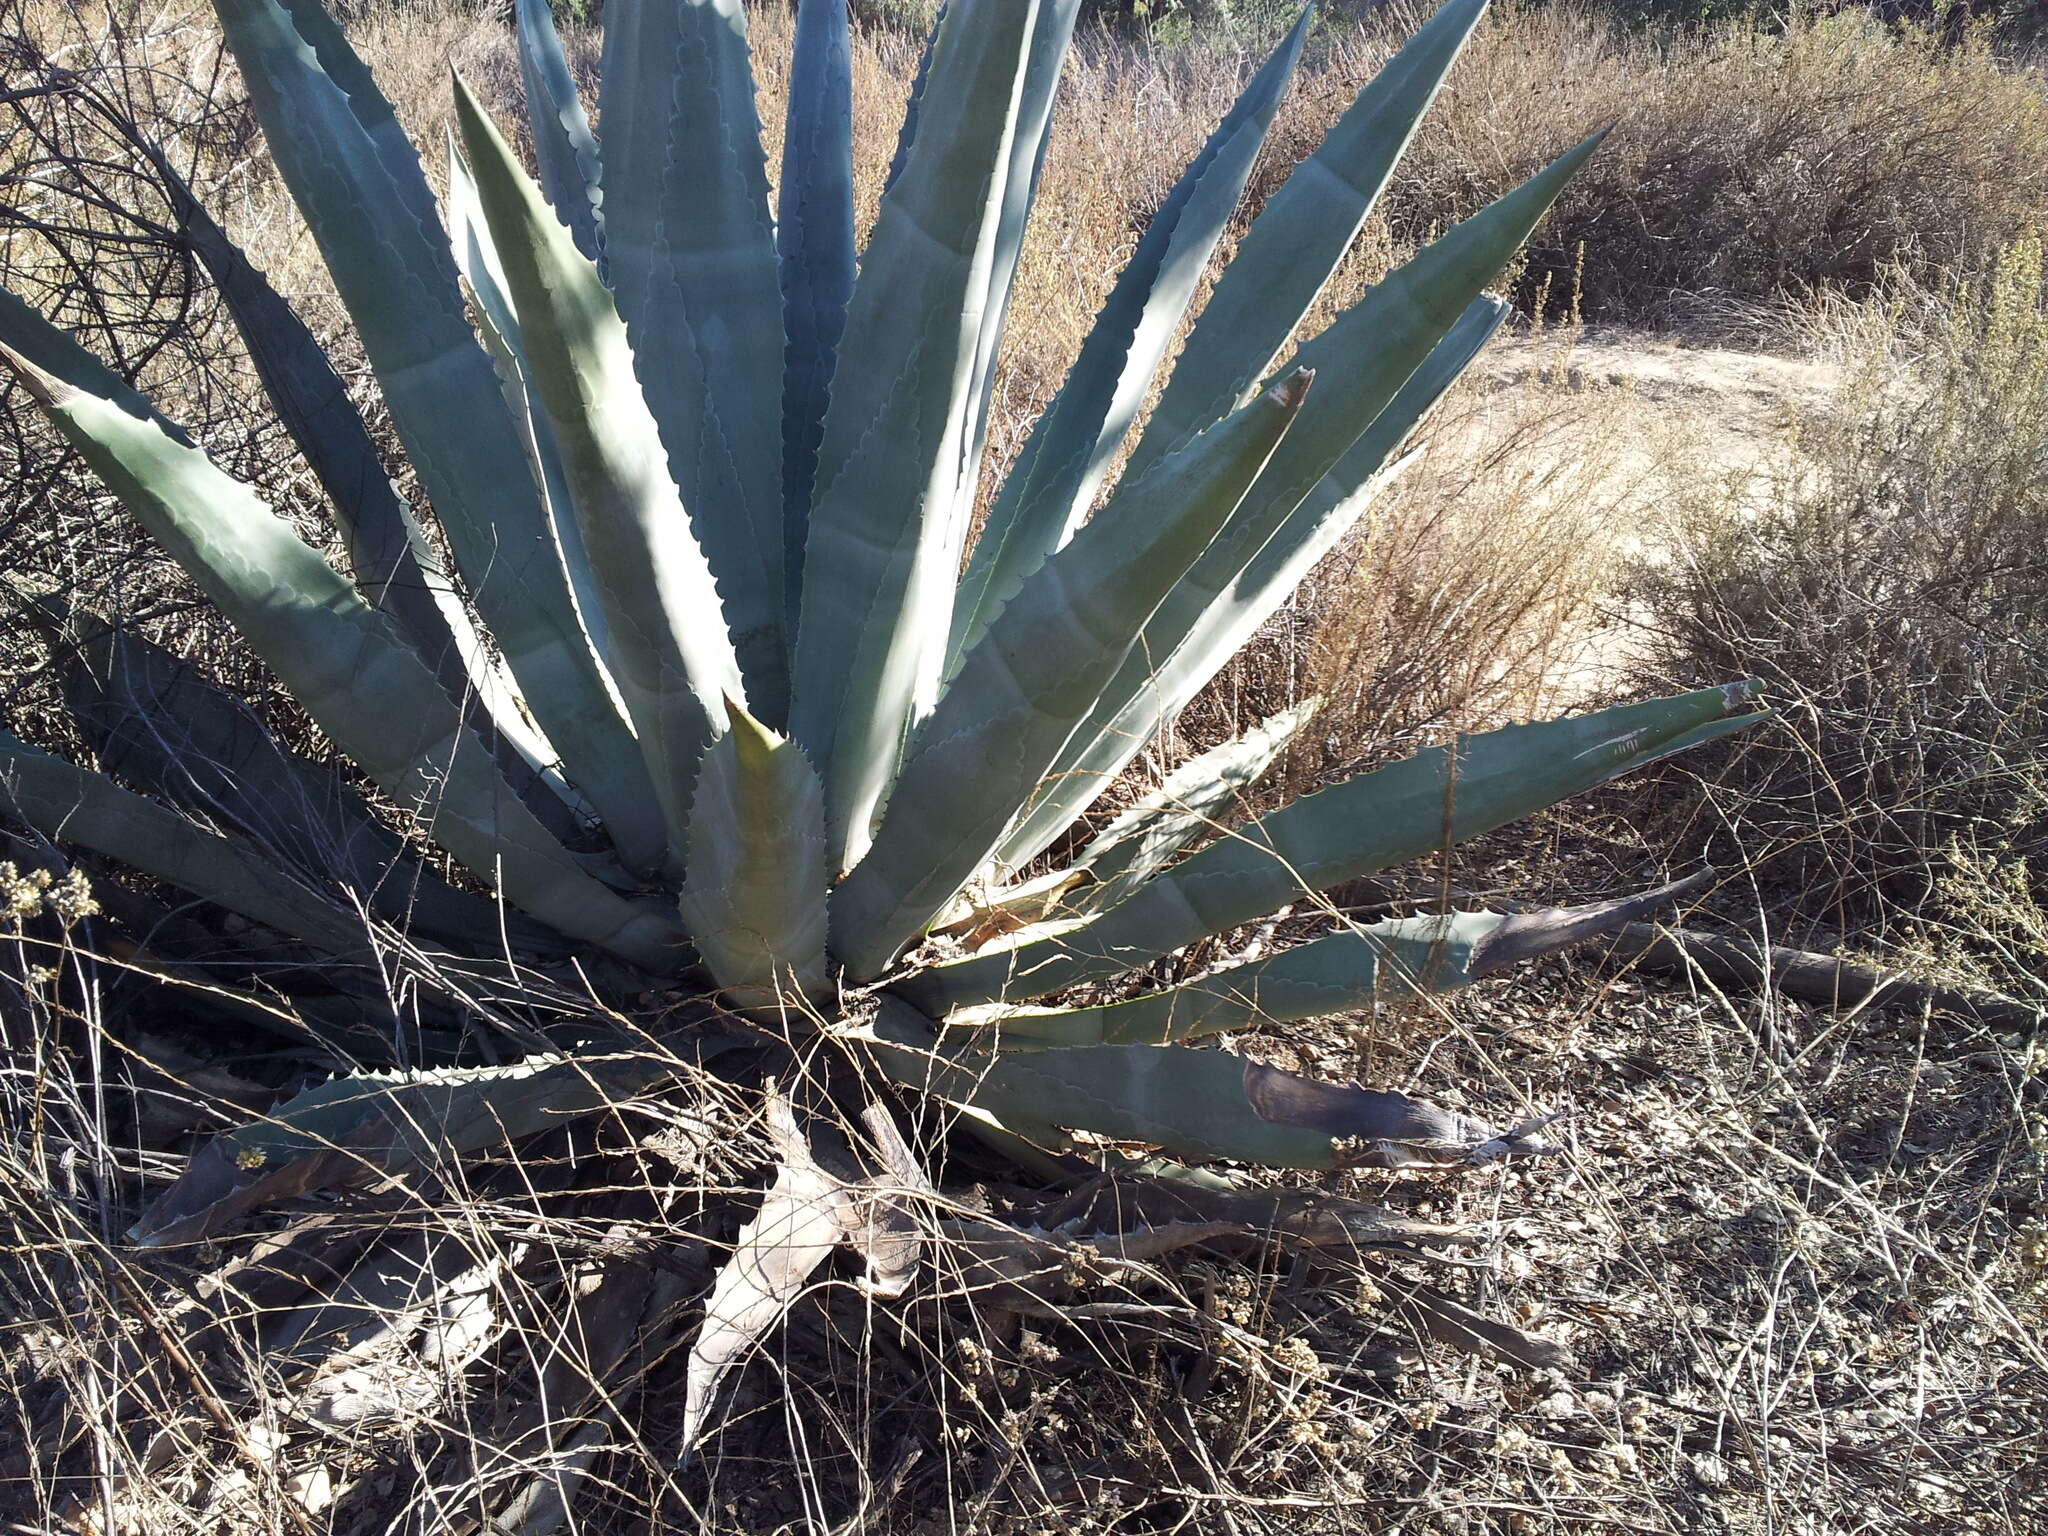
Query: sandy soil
[{"left": 1479, "top": 328, "right": 1838, "bottom": 453}]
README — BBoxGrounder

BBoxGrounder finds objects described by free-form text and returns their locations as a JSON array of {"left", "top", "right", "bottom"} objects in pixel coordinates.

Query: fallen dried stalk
[{"left": 1607, "top": 924, "right": 2039, "bottom": 1029}]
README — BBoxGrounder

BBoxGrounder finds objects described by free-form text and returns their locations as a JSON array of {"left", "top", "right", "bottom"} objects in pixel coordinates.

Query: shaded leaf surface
[
  {"left": 791, "top": 0, "right": 1043, "bottom": 870},
  {"left": 209, "top": 0, "right": 647, "bottom": 836},
  {"left": 132, "top": 1053, "right": 688, "bottom": 1247}
]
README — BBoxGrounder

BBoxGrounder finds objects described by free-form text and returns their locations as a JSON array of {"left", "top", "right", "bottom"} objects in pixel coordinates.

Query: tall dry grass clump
[
  {"left": 1634, "top": 237, "right": 2048, "bottom": 939},
  {"left": 1292, "top": 325, "right": 1640, "bottom": 780},
  {"left": 1339, "top": 4, "right": 2048, "bottom": 326}
]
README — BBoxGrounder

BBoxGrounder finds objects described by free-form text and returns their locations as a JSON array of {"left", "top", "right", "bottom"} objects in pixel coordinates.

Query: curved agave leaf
[
  {"left": 601, "top": 0, "right": 789, "bottom": 724},
  {"left": 677, "top": 703, "right": 830, "bottom": 1016},
  {"left": 947, "top": 6, "right": 1313, "bottom": 674},
  {"left": 1069, "top": 129, "right": 1610, "bottom": 783},
  {"left": 130, "top": 1051, "right": 687, "bottom": 1247},
  {"left": 791, "top": 0, "right": 1043, "bottom": 873},
  {"left": 956, "top": 0, "right": 1082, "bottom": 546},
  {"left": 1070, "top": 696, "right": 1322, "bottom": 911},
  {"left": 6, "top": 240, "right": 579, "bottom": 860},
  {"left": 995, "top": 134, "right": 1607, "bottom": 871},
  {"left": 445, "top": 139, "right": 620, "bottom": 699},
  {"left": 514, "top": 0, "right": 604, "bottom": 263},
  {"left": 0, "top": 284, "right": 157, "bottom": 419},
  {"left": 0, "top": 339, "right": 688, "bottom": 973},
  {"left": 832, "top": 371, "right": 1311, "bottom": 980},
  {"left": 870, "top": 998, "right": 1516, "bottom": 1170},
  {"left": 55, "top": 612, "right": 563, "bottom": 955},
  {"left": 953, "top": 874, "right": 1709, "bottom": 1048},
  {"left": 0, "top": 727, "right": 374, "bottom": 961},
  {"left": 454, "top": 79, "right": 746, "bottom": 864},
  {"left": 144, "top": 163, "right": 587, "bottom": 846},
  {"left": 207, "top": 0, "right": 652, "bottom": 854},
  {"left": 996, "top": 291, "right": 1505, "bottom": 871},
  {"left": 898, "top": 684, "right": 1763, "bottom": 1011},
  {"left": 149, "top": 169, "right": 425, "bottom": 607},
  {"left": 1124, "top": 0, "right": 1491, "bottom": 479},
  {"left": 779, "top": 0, "right": 857, "bottom": 595}
]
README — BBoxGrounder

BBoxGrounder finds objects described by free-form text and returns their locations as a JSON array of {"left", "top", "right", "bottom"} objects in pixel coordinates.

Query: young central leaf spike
[{"left": 679, "top": 700, "right": 831, "bottom": 1018}]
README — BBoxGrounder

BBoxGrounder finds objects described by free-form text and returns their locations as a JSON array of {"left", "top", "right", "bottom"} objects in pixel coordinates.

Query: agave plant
[{"left": 1, "top": 0, "right": 1756, "bottom": 1462}]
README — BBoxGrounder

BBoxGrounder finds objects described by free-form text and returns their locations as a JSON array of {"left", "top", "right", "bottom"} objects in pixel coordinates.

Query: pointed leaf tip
[
  {"left": 1554, "top": 125, "right": 1610, "bottom": 176},
  {"left": 0, "top": 342, "right": 74, "bottom": 409},
  {"left": 723, "top": 694, "right": 790, "bottom": 763},
  {"left": 1242, "top": 1059, "right": 1481, "bottom": 1141}
]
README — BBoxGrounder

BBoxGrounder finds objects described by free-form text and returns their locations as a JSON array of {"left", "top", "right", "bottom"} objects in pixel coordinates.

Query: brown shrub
[
  {"left": 1382, "top": 3, "right": 2048, "bottom": 325},
  {"left": 1630, "top": 238, "right": 2048, "bottom": 941}
]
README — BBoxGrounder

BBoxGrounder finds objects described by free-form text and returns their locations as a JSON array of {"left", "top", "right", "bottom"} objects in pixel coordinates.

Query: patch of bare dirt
[{"left": 1480, "top": 328, "right": 1838, "bottom": 457}]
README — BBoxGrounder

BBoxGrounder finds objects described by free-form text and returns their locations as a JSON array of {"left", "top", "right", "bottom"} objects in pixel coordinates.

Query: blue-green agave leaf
[
  {"left": 0, "top": 726, "right": 377, "bottom": 961},
  {"left": 998, "top": 295, "right": 1505, "bottom": 871},
  {"left": 778, "top": 0, "right": 857, "bottom": 600},
  {"left": 444, "top": 139, "right": 618, "bottom": 692},
  {"left": 678, "top": 702, "right": 831, "bottom": 1017},
  {"left": 601, "top": 0, "right": 789, "bottom": 724},
  {"left": 955, "top": 0, "right": 1083, "bottom": 558},
  {"left": 1124, "top": 0, "right": 1491, "bottom": 480},
  {"left": 0, "top": 336, "right": 688, "bottom": 973},
  {"left": 960, "top": 1044, "right": 1511, "bottom": 1169},
  {"left": 147, "top": 162, "right": 586, "bottom": 847},
  {"left": 1069, "top": 696, "right": 1322, "bottom": 911},
  {"left": 897, "top": 684, "right": 1764, "bottom": 1011},
  {"left": 207, "top": 0, "right": 651, "bottom": 859},
  {"left": 951, "top": 875, "right": 1706, "bottom": 1048},
  {"left": 131, "top": 1051, "right": 684, "bottom": 1246},
  {"left": 869, "top": 998, "right": 1512, "bottom": 1170},
  {"left": 454, "top": 77, "right": 746, "bottom": 866},
  {"left": 55, "top": 612, "right": 564, "bottom": 955},
  {"left": 947, "top": 5, "right": 1313, "bottom": 675},
  {"left": 996, "top": 135, "right": 1573, "bottom": 871},
  {"left": 514, "top": 0, "right": 604, "bottom": 263},
  {"left": 790, "top": 0, "right": 1044, "bottom": 873},
  {"left": 883, "top": 0, "right": 947, "bottom": 196},
  {"left": 832, "top": 370, "right": 1311, "bottom": 980}
]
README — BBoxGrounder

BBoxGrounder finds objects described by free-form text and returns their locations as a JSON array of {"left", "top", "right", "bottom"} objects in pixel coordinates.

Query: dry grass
[
  {"left": 1632, "top": 237, "right": 2048, "bottom": 946},
  {"left": 4, "top": 837, "right": 2042, "bottom": 1534},
  {"left": 1383, "top": 4, "right": 2048, "bottom": 326}
]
